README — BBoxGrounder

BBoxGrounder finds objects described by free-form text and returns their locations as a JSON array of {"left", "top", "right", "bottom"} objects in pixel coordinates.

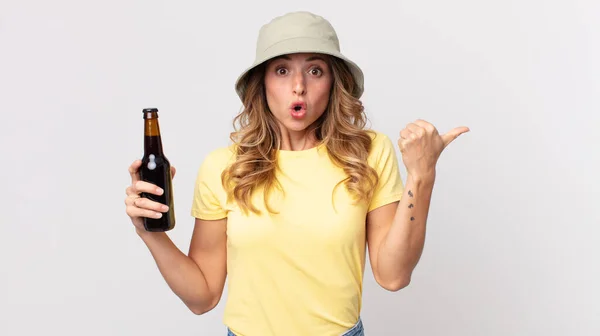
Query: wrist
[
  {"left": 408, "top": 169, "right": 436, "bottom": 185},
  {"left": 136, "top": 226, "right": 151, "bottom": 238}
]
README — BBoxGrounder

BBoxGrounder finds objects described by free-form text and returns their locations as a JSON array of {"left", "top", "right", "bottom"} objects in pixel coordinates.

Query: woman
[{"left": 124, "top": 11, "right": 468, "bottom": 336}]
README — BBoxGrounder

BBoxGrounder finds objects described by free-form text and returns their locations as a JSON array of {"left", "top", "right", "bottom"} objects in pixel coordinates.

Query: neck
[
  {"left": 278, "top": 126, "right": 318, "bottom": 151},
  {"left": 144, "top": 133, "right": 164, "bottom": 155},
  {"left": 144, "top": 118, "right": 163, "bottom": 155}
]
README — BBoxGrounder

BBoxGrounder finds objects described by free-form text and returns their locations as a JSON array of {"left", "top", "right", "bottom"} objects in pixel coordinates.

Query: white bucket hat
[{"left": 234, "top": 11, "right": 365, "bottom": 102}]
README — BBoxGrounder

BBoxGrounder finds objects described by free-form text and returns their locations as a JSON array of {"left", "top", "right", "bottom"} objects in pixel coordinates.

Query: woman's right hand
[{"left": 124, "top": 159, "right": 176, "bottom": 232}]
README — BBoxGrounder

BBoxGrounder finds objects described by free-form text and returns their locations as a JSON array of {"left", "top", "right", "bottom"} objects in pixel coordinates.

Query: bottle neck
[{"left": 144, "top": 114, "right": 163, "bottom": 156}]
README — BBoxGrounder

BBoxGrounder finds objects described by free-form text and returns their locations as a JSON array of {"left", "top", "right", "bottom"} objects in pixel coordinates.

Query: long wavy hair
[{"left": 221, "top": 55, "right": 379, "bottom": 215}]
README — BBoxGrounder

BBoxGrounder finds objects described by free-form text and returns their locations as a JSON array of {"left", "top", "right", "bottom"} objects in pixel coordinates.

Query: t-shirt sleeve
[
  {"left": 367, "top": 132, "right": 405, "bottom": 212},
  {"left": 190, "top": 147, "right": 231, "bottom": 220}
]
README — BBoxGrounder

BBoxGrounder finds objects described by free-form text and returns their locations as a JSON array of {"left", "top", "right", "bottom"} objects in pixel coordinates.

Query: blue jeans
[{"left": 227, "top": 317, "right": 364, "bottom": 336}]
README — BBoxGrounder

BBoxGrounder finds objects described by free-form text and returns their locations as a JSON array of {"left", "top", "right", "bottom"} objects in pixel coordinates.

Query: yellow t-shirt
[{"left": 190, "top": 130, "right": 404, "bottom": 336}]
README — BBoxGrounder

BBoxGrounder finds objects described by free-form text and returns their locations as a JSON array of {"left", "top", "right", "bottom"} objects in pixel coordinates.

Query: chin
[{"left": 283, "top": 120, "right": 312, "bottom": 132}]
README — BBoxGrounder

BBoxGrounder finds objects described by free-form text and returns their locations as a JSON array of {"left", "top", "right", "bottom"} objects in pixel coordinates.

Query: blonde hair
[{"left": 221, "top": 55, "right": 378, "bottom": 215}]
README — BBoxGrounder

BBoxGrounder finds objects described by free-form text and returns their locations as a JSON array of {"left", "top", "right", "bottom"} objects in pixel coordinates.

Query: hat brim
[{"left": 234, "top": 36, "right": 364, "bottom": 102}]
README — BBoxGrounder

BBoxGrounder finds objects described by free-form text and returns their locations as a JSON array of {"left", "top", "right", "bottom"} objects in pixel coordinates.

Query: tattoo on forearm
[{"left": 408, "top": 190, "right": 415, "bottom": 221}]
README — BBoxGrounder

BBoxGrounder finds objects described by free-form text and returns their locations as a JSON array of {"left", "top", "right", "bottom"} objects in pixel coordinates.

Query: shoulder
[
  {"left": 203, "top": 145, "right": 236, "bottom": 165},
  {"left": 198, "top": 144, "right": 237, "bottom": 176},
  {"left": 368, "top": 129, "right": 394, "bottom": 146},
  {"left": 366, "top": 129, "right": 398, "bottom": 161}
]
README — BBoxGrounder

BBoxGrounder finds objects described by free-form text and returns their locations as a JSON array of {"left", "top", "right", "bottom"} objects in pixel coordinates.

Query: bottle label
[{"left": 147, "top": 154, "right": 157, "bottom": 170}]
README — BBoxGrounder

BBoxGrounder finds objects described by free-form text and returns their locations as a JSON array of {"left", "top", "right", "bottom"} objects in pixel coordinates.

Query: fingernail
[
  {"left": 155, "top": 212, "right": 162, "bottom": 218},
  {"left": 156, "top": 187, "right": 163, "bottom": 194},
  {"left": 162, "top": 205, "right": 169, "bottom": 211}
]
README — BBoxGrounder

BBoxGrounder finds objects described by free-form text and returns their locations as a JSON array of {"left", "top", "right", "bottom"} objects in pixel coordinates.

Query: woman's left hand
[{"left": 398, "top": 119, "right": 470, "bottom": 179}]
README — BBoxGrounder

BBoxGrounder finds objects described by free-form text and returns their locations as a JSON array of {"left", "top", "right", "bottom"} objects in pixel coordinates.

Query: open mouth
[
  {"left": 290, "top": 102, "right": 307, "bottom": 118},
  {"left": 291, "top": 102, "right": 306, "bottom": 110}
]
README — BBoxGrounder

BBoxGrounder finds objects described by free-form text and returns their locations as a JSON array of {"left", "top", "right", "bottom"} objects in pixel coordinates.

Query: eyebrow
[{"left": 272, "top": 55, "right": 328, "bottom": 63}]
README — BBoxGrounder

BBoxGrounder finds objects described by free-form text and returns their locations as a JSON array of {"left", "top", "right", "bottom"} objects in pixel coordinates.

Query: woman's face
[{"left": 264, "top": 53, "right": 333, "bottom": 135}]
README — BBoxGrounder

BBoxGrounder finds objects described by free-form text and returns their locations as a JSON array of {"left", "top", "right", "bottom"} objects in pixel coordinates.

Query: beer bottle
[{"left": 139, "top": 107, "right": 176, "bottom": 232}]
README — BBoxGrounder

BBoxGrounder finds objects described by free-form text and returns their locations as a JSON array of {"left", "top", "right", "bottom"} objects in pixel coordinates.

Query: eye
[
  {"left": 309, "top": 67, "right": 323, "bottom": 76},
  {"left": 275, "top": 67, "right": 288, "bottom": 75}
]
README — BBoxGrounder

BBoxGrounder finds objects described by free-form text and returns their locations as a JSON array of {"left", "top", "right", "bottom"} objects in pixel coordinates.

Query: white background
[{"left": 1, "top": 0, "right": 598, "bottom": 335}]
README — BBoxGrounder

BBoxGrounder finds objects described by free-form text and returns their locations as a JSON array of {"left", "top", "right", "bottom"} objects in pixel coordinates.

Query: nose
[{"left": 292, "top": 72, "right": 306, "bottom": 96}]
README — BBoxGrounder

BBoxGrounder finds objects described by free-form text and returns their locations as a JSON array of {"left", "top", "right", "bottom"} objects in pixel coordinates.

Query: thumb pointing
[{"left": 441, "top": 126, "right": 470, "bottom": 148}]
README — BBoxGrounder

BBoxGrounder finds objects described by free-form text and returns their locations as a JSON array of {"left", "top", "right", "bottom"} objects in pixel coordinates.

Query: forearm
[
  {"left": 136, "top": 229, "right": 216, "bottom": 313},
  {"left": 377, "top": 172, "right": 435, "bottom": 288}
]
